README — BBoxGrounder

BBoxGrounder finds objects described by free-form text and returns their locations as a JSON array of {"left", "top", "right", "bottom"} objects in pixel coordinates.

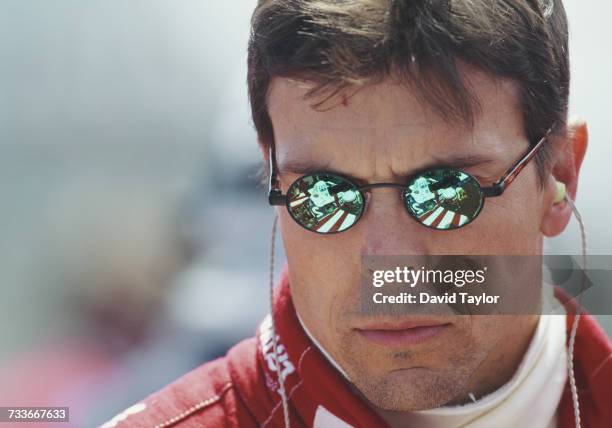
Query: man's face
[{"left": 267, "top": 67, "right": 545, "bottom": 411}]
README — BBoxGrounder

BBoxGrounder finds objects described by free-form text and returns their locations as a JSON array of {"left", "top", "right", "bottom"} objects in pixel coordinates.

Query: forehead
[{"left": 267, "top": 65, "right": 525, "bottom": 180}]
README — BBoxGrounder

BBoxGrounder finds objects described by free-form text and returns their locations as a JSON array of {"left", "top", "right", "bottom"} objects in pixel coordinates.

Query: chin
[{"left": 343, "top": 359, "right": 467, "bottom": 411}]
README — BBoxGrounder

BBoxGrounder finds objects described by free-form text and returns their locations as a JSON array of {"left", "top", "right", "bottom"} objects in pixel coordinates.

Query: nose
[{"left": 358, "top": 187, "right": 429, "bottom": 256}]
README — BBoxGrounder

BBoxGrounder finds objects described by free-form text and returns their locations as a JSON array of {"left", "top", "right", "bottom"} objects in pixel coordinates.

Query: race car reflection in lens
[
  {"left": 404, "top": 169, "right": 484, "bottom": 230},
  {"left": 283, "top": 169, "right": 483, "bottom": 234},
  {"left": 286, "top": 173, "right": 364, "bottom": 234}
]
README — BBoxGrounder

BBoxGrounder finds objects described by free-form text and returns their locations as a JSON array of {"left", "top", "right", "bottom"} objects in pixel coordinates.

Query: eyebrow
[
  {"left": 277, "top": 157, "right": 334, "bottom": 176},
  {"left": 423, "top": 153, "right": 497, "bottom": 171},
  {"left": 277, "top": 152, "right": 497, "bottom": 180}
]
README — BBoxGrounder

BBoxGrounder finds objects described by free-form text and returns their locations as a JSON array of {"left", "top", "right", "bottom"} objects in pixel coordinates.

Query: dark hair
[{"left": 247, "top": 0, "right": 569, "bottom": 184}]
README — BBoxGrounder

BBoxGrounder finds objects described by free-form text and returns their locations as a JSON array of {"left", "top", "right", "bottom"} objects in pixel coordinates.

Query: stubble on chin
[{"left": 336, "top": 336, "right": 484, "bottom": 411}]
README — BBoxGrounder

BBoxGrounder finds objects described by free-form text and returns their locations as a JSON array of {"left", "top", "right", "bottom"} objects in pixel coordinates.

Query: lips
[{"left": 356, "top": 319, "right": 452, "bottom": 346}]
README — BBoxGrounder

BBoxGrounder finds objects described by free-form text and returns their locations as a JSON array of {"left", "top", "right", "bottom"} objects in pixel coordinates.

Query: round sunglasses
[{"left": 268, "top": 128, "right": 553, "bottom": 234}]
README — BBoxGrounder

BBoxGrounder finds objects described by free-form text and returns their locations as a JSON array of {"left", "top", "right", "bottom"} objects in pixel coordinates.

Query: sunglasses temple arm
[
  {"left": 269, "top": 193, "right": 287, "bottom": 205},
  {"left": 482, "top": 127, "right": 553, "bottom": 198},
  {"left": 268, "top": 146, "right": 287, "bottom": 206}
]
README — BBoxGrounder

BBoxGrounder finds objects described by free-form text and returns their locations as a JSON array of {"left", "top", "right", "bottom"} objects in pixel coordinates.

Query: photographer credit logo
[{"left": 370, "top": 264, "right": 499, "bottom": 306}]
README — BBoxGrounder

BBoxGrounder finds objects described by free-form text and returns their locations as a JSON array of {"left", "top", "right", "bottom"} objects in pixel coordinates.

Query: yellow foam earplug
[{"left": 554, "top": 181, "right": 566, "bottom": 204}]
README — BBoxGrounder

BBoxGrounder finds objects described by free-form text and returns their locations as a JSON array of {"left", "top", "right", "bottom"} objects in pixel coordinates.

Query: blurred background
[{"left": 0, "top": 1, "right": 609, "bottom": 426}]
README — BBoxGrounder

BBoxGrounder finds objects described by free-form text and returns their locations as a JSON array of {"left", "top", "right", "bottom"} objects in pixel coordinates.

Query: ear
[{"left": 540, "top": 119, "right": 588, "bottom": 237}]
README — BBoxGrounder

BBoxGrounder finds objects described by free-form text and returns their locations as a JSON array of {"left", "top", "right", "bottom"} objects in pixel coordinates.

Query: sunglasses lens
[
  {"left": 287, "top": 174, "right": 364, "bottom": 233},
  {"left": 404, "top": 169, "right": 484, "bottom": 230}
]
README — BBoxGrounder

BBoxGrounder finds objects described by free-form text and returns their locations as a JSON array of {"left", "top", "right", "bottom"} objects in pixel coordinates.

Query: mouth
[{"left": 355, "top": 319, "right": 452, "bottom": 346}]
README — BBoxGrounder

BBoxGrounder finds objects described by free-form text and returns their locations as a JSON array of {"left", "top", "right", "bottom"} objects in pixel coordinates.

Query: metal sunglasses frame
[{"left": 268, "top": 127, "right": 554, "bottom": 233}]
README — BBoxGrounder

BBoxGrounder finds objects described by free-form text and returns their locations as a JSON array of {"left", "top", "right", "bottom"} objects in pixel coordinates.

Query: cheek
[
  {"left": 468, "top": 315, "right": 536, "bottom": 368},
  {"left": 460, "top": 180, "right": 543, "bottom": 254},
  {"left": 278, "top": 209, "right": 362, "bottom": 341},
  {"left": 469, "top": 316, "right": 505, "bottom": 346}
]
